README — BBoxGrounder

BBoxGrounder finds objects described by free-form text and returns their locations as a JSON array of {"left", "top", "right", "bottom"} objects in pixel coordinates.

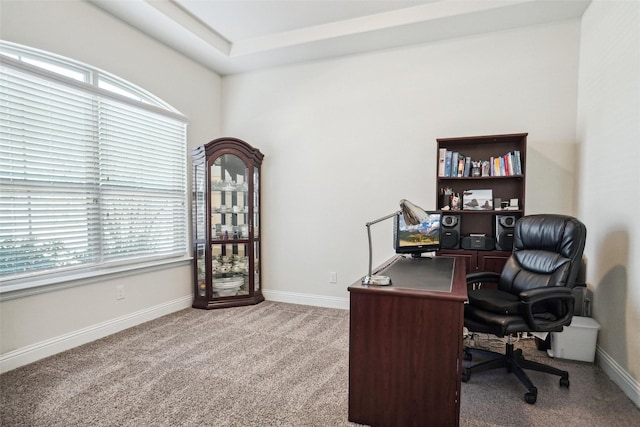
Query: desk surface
[{"left": 349, "top": 255, "right": 467, "bottom": 302}]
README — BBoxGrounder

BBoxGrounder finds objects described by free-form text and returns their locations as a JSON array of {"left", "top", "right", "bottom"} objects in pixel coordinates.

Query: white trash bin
[{"left": 548, "top": 316, "right": 601, "bottom": 362}]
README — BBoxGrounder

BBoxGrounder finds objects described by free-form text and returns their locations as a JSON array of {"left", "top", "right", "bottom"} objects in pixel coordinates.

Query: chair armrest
[
  {"left": 519, "top": 287, "right": 575, "bottom": 331},
  {"left": 520, "top": 287, "right": 573, "bottom": 303},
  {"left": 466, "top": 271, "right": 500, "bottom": 285}
]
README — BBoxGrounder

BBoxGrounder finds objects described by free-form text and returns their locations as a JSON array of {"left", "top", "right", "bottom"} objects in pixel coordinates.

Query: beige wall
[
  {"left": 576, "top": 0, "right": 640, "bottom": 405},
  {"left": 222, "top": 20, "right": 582, "bottom": 303},
  {"left": 0, "top": 0, "right": 222, "bottom": 366}
]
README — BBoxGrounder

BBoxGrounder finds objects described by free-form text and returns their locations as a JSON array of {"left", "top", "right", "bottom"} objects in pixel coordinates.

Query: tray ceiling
[{"left": 89, "top": 0, "right": 591, "bottom": 75}]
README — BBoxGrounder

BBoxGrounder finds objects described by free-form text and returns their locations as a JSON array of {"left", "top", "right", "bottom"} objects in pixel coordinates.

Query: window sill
[{"left": 0, "top": 256, "right": 193, "bottom": 302}]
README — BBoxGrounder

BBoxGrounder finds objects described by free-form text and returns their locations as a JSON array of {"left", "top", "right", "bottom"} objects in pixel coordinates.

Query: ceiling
[{"left": 89, "top": 0, "right": 591, "bottom": 75}]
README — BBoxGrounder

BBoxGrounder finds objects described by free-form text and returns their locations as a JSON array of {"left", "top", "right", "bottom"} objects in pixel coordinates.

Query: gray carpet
[{"left": 1, "top": 301, "right": 638, "bottom": 426}]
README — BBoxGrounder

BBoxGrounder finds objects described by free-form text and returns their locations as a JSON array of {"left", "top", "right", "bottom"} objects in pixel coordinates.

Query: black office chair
[{"left": 462, "top": 214, "right": 587, "bottom": 404}]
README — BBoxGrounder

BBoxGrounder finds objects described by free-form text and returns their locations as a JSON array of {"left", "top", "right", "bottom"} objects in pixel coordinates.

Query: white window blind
[
  {"left": 98, "top": 99, "right": 187, "bottom": 261},
  {"left": 0, "top": 43, "right": 188, "bottom": 288}
]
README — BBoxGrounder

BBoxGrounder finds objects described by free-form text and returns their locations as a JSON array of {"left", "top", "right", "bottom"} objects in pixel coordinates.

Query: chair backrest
[{"left": 498, "top": 214, "right": 587, "bottom": 295}]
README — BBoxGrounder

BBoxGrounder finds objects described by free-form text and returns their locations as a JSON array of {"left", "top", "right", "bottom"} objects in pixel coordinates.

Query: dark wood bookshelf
[{"left": 436, "top": 133, "right": 527, "bottom": 273}]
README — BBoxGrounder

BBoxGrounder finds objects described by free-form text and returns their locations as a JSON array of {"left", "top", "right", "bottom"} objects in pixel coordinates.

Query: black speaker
[
  {"left": 494, "top": 214, "right": 520, "bottom": 251},
  {"left": 440, "top": 214, "right": 460, "bottom": 249}
]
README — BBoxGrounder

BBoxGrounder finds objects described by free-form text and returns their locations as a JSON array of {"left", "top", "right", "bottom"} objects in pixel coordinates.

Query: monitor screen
[{"left": 394, "top": 211, "right": 441, "bottom": 256}]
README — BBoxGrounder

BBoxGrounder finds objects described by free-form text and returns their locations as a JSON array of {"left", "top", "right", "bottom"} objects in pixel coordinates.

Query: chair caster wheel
[
  {"left": 560, "top": 377, "right": 570, "bottom": 388},
  {"left": 461, "top": 370, "right": 470, "bottom": 383},
  {"left": 524, "top": 392, "right": 537, "bottom": 404}
]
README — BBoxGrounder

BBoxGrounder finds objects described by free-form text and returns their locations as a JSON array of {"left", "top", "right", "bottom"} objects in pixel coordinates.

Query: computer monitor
[{"left": 393, "top": 211, "right": 441, "bottom": 257}]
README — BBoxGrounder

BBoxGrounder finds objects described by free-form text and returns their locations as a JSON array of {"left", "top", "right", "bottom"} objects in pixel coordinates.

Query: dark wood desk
[{"left": 348, "top": 256, "right": 467, "bottom": 427}]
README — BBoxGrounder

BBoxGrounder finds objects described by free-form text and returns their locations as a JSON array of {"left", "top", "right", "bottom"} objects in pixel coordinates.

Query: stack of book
[{"left": 438, "top": 149, "right": 522, "bottom": 177}]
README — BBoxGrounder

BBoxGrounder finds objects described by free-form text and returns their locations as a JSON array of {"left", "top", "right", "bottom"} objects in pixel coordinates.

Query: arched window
[{"left": 0, "top": 41, "right": 189, "bottom": 290}]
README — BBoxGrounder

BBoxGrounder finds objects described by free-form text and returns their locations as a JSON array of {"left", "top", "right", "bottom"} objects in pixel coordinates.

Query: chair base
[{"left": 462, "top": 341, "right": 570, "bottom": 404}]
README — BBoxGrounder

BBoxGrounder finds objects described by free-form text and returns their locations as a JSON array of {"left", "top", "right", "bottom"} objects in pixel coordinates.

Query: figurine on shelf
[
  {"left": 440, "top": 186, "right": 453, "bottom": 210},
  {"left": 471, "top": 161, "right": 482, "bottom": 177},
  {"left": 450, "top": 194, "right": 461, "bottom": 210},
  {"left": 481, "top": 160, "right": 491, "bottom": 177}
]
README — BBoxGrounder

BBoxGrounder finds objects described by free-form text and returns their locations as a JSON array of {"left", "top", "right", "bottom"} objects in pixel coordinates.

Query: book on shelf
[
  {"left": 457, "top": 157, "right": 465, "bottom": 177},
  {"left": 450, "top": 151, "right": 459, "bottom": 177},
  {"left": 444, "top": 150, "right": 452, "bottom": 177},
  {"left": 463, "top": 156, "right": 471, "bottom": 177},
  {"left": 438, "top": 148, "right": 447, "bottom": 177},
  {"left": 514, "top": 150, "right": 522, "bottom": 175}
]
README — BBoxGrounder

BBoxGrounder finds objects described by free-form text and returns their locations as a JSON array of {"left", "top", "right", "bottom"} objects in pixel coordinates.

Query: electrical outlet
[
  {"left": 116, "top": 285, "right": 125, "bottom": 300},
  {"left": 329, "top": 272, "right": 337, "bottom": 284}
]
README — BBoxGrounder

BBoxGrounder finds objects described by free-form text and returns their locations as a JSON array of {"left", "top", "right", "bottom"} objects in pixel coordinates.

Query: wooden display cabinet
[
  {"left": 435, "top": 133, "right": 527, "bottom": 273},
  {"left": 191, "top": 137, "right": 264, "bottom": 309}
]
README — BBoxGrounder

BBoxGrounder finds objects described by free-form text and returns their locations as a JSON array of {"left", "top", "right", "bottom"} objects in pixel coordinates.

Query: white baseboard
[
  {"left": 0, "top": 295, "right": 192, "bottom": 374},
  {"left": 263, "top": 289, "right": 349, "bottom": 310},
  {"left": 597, "top": 345, "right": 640, "bottom": 408}
]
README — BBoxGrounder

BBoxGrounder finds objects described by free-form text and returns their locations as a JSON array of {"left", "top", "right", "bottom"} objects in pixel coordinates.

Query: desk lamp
[{"left": 362, "top": 199, "right": 429, "bottom": 285}]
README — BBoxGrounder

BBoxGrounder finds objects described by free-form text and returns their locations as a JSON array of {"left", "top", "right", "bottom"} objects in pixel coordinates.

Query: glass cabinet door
[
  {"left": 211, "top": 243, "right": 249, "bottom": 296},
  {"left": 210, "top": 153, "right": 249, "bottom": 240},
  {"left": 193, "top": 163, "right": 206, "bottom": 241},
  {"left": 210, "top": 153, "right": 249, "bottom": 298},
  {"left": 193, "top": 162, "right": 206, "bottom": 297},
  {"left": 253, "top": 166, "right": 260, "bottom": 291},
  {"left": 195, "top": 243, "right": 206, "bottom": 296}
]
